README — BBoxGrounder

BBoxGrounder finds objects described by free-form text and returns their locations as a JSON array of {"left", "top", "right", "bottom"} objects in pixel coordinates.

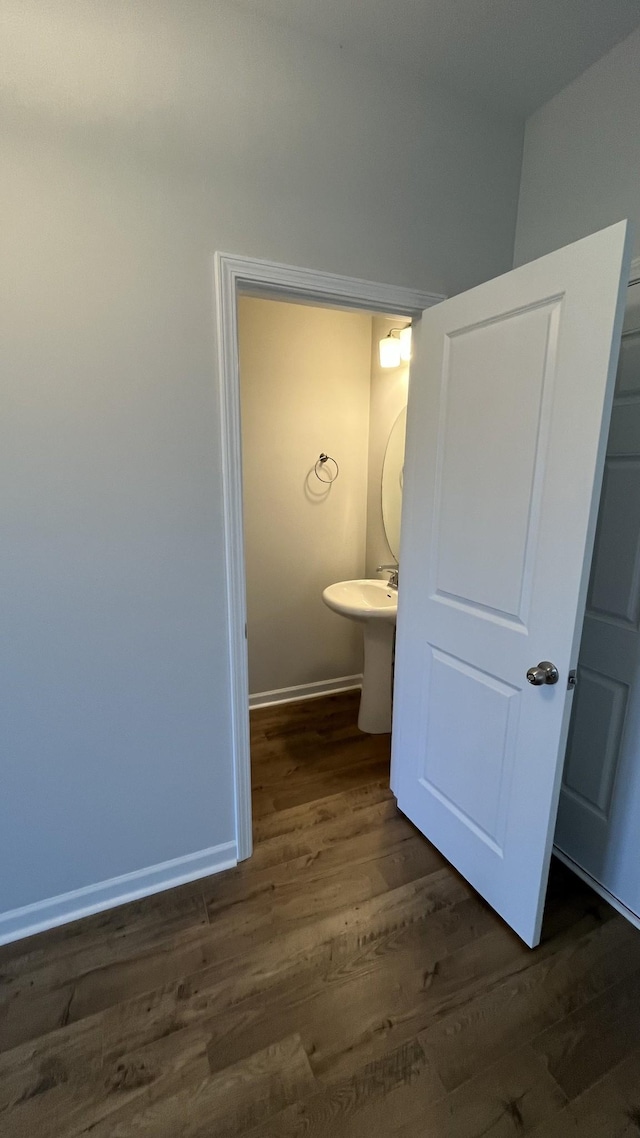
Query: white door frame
[{"left": 213, "top": 252, "right": 445, "bottom": 860}]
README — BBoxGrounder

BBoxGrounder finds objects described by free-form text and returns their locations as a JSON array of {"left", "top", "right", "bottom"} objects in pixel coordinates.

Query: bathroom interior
[{"left": 237, "top": 295, "right": 410, "bottom": 811}]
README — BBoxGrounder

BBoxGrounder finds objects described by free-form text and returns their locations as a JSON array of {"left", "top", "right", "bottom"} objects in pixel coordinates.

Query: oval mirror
[{"left": 381, "top": 407, "right": 407, "bottom": 560}]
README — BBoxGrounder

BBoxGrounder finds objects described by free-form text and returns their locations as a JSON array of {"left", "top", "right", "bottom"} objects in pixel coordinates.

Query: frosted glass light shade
[
  {"left": 400, "top": 326, "right": 412, "bottom": 361},
  {"left": 379, "top": 335, "right": 401, "bottom": 368}
]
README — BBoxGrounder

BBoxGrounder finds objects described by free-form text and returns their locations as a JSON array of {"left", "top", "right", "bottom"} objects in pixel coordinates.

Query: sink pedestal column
[{"left": 358, "top": 621, "right": 395, "bottom": 734}]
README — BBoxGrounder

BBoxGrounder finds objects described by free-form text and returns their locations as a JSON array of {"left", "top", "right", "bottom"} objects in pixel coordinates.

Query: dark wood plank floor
[{"left": 2, "top": 690, "right": 640, "bottom": 1135}]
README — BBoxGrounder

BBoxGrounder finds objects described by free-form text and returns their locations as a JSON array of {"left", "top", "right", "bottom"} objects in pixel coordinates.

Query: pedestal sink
[{"left": 322, "top": 579, "right": 397, "bottom": 734}]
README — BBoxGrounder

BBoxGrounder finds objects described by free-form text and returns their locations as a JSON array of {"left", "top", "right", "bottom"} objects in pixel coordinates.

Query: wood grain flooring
[{"left": 2, "top": 689, "right": 640, "bottom": 1135}]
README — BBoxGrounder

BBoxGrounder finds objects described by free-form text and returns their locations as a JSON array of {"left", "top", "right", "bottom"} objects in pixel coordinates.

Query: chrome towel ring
[{"left": 314, "top": 453, "right": 339, "bottom": 484}]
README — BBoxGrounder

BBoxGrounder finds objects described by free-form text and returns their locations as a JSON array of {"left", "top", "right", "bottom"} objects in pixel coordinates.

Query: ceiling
[{"left": 229, "top": 0, "right": 640, "bottom": 118}]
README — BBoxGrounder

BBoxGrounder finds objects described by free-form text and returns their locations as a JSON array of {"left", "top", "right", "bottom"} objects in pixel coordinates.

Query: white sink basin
[
  {"left": 322, "top": 579, "right": 397, "bottom": 734},
  {"left": 322, "top": 579, "right": 397, "bottom": 623}
]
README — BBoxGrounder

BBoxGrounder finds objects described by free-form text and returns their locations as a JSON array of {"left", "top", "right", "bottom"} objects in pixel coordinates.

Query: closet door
[{"left": 555, "top": 283, "right": 640, "bottom": 920}]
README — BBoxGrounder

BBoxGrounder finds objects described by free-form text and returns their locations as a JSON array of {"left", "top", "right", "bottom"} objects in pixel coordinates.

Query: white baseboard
[
  {"left": 0, "top": 840, "right": 237, "bottom": 947},
  {"left": 553, "top": 846, "right": 640, "bottom": 932},
  {"left": 249, "top": 674, "right": 362, "bottom": 710}
]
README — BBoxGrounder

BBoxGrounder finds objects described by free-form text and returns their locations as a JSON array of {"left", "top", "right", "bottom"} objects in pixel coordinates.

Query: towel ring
[{"left": 315, "top": 453, "right": 339, "bottom": 484}]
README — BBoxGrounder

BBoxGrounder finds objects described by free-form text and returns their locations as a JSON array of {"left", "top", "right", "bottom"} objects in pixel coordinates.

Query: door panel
[
  {"left": 432, "top": 300, "right": 560, "bottom": 623},
  {"left": 392, "top": 222, "right": 631, "bottom": 947},
  {"left": 562, "top": 667, "right": 628, "bottom": 816},
  {"left": 555, "top": 291, "right": 640, "bottom": 919},
  {"left": 588, "top": 457, "right": 640, "bottom": 626},
  {"left": 421, "top": 649, "right": 519, "bottom": 854}
]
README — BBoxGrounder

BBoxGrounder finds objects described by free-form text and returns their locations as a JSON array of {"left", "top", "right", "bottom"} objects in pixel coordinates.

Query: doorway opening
[
  {"left": 213, "top": 253, "right": 443, "bottom": 860},
  {"left": 237, "top": 294, "right": 408, "bottom": 828}
]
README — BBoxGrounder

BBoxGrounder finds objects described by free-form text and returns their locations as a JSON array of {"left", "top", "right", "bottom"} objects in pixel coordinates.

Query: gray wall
[
  {"left": 0, "top": 0, "right": 523, "bottom": 924},
  {"left": 514, "top": 27, "right": 640, "bottom": 266}
]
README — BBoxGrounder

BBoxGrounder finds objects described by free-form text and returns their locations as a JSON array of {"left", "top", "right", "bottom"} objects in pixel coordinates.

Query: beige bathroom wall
[
  {"left": 365, "top": 317, "right": 410, "bottom": 576},
  {"left": 238, "top": 297, "right": 372, "bottom": 697}
]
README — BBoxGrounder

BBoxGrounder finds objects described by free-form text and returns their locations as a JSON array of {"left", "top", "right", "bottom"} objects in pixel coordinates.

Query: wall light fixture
[{"left": 379, "top": 325, "right": 412, "bottom": 368}]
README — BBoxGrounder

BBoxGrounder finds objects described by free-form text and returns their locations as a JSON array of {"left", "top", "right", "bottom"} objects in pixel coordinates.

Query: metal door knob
[{"left": 527, "top": 661, "right": 559, "bottom": 686}]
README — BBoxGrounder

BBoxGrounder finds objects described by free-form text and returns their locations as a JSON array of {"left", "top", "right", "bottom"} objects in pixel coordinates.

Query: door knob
[{"left": 526, "top": 661, "right": 559, "bottom": 686}]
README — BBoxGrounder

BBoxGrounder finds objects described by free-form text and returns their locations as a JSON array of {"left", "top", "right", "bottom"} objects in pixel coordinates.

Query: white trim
[
  {"left": 249, "top": 674, "right": 362, "bottom": 710},
  {"left": 0, "top": 841, "right": 237, "bottom": 947},
  {"left": 553, "top": 846, "right": 640, "bottom": 933},
  {"left": 213, "top": 252, "right": 445, "bottom": 863},
  {"left": 216, "top": 253, "right": 444, "bottom": 314}
]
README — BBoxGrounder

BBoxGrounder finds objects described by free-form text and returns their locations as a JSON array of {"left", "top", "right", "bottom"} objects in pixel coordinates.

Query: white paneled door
[
  {"left": 555, "top": 284, "right": 640, "bottom": 920},
  {"left": 391, "top": 222, "right": 631, "bottom": 947}
]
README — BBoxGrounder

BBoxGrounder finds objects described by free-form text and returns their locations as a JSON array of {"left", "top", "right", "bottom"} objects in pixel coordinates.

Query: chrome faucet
[{"left": 377, "top": 563, "right": 399, "bottom": 589}]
